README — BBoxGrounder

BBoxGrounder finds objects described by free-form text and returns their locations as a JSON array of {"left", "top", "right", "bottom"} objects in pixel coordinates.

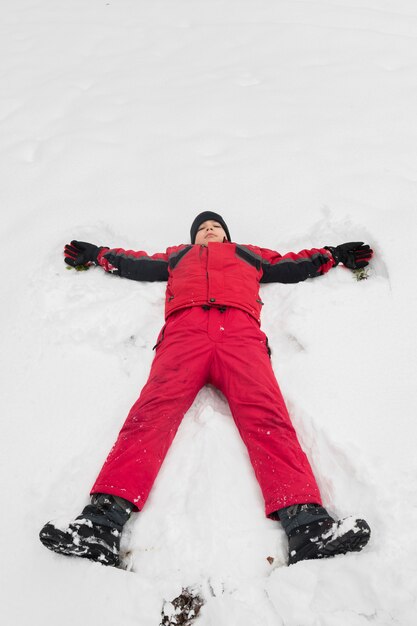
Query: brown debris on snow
[{"left": 160, "top": 587, "right": 205, "bottom": 626}]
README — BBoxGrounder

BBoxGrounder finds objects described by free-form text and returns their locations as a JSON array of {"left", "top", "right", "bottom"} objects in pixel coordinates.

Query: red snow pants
[{"left": 91, "top": 306, "right": 322, "bottom": 517}]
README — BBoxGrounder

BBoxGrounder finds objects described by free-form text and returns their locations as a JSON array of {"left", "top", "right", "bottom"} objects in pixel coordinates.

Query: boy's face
[{"left": 194, "top": 220, "right": 227, "bottom": 245}]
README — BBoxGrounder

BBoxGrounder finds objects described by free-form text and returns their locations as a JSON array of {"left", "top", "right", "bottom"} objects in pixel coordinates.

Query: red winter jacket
[{"left": 97, "top": 241, "right": 335, "bottom": 322}]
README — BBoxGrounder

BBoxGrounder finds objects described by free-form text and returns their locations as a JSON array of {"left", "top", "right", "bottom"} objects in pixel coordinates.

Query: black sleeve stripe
[
  {"left": 104, "top": 252, "right": 169, "bottom": 282},
  {"left": 235, "top": 245, "right": 262, "bottom": 270},
  {"left": 260, "top": 253, "right": 330, "bottom": 283},
  {"left": 168, "top": 245, "right": 193, "bottom": 269}
]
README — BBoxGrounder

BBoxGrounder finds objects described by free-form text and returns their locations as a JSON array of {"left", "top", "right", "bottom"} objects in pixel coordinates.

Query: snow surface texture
[{"left": 1, "top": 0, "right": 417, "bottom": 624}]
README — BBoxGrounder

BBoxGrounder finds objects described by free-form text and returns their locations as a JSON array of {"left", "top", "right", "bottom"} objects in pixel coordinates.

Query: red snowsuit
[{"left": 91, "top": 241, "right": 335, "bottom": 516}]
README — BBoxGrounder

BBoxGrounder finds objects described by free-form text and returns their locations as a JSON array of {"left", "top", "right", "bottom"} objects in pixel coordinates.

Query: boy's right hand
[{"left": 64, "top": 240, "right": 103, "bottom": 267}]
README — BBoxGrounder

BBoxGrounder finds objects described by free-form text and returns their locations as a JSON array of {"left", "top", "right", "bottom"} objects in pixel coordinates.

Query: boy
[{"left": 40, "top": 212, "right": 373, "bottom": 567}]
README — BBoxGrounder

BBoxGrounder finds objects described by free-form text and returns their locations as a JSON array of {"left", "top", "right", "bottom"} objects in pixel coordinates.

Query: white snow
[{"left": 1, "top": 0, "right": 417, "bottom": 624}]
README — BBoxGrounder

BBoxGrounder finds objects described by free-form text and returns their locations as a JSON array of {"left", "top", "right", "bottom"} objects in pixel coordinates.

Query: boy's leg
[
  {"left": 91, "top": 307, "right": 213, "bottom": 510},
  {"left": 40, "top": 307, "right": 215, "bottom": 565},
  {"left": 209, "top": 308, "right": 322, "bottom": 517},
  {"left": 208, "top": 308, "right": 371, "bottom": 564}
]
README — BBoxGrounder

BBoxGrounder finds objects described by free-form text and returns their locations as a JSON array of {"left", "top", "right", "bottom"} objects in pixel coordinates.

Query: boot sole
[
  {"left": 39, "top": 523, "right": 119, "bottom": 567},
  {"left": 289, "top": 518, "right": 371, "bottom": 565},
  {"left": 319, "top": 519, "right": 371, "bottom": 558}
]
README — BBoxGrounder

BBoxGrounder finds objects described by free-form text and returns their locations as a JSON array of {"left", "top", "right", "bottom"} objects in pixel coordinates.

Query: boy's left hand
[{"left": 325, "top": 242, "right": 373, "bottom": 269}]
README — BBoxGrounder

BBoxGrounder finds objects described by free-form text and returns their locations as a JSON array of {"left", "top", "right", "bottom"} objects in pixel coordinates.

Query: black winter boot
[
  {"left": 39, "top": 494, "right": 133, "bottom": 567},
  {"left": 278, "top": 504, "right": 371, "bottom": 565}
]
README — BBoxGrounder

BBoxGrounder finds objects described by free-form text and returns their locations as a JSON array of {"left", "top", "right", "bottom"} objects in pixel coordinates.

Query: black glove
[
  {"left": 325, "top": 242, "right": 373, "bottom": 270},
  {"left": 64, "top": 240, "right": 104, "bottom": 267}
]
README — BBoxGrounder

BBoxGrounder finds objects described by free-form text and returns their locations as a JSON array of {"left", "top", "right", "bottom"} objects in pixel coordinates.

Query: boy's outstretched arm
[
  {"left": 64, "top": 240, "right": 169, "bottom": 282},
  {"left": 259, "top": 242, "right": 373, "bottom": 284}
]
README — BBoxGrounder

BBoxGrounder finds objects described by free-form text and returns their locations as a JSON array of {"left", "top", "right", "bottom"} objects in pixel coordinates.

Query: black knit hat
[{"left": 190, "top": 211, "right": 231, "bottom": 244}]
